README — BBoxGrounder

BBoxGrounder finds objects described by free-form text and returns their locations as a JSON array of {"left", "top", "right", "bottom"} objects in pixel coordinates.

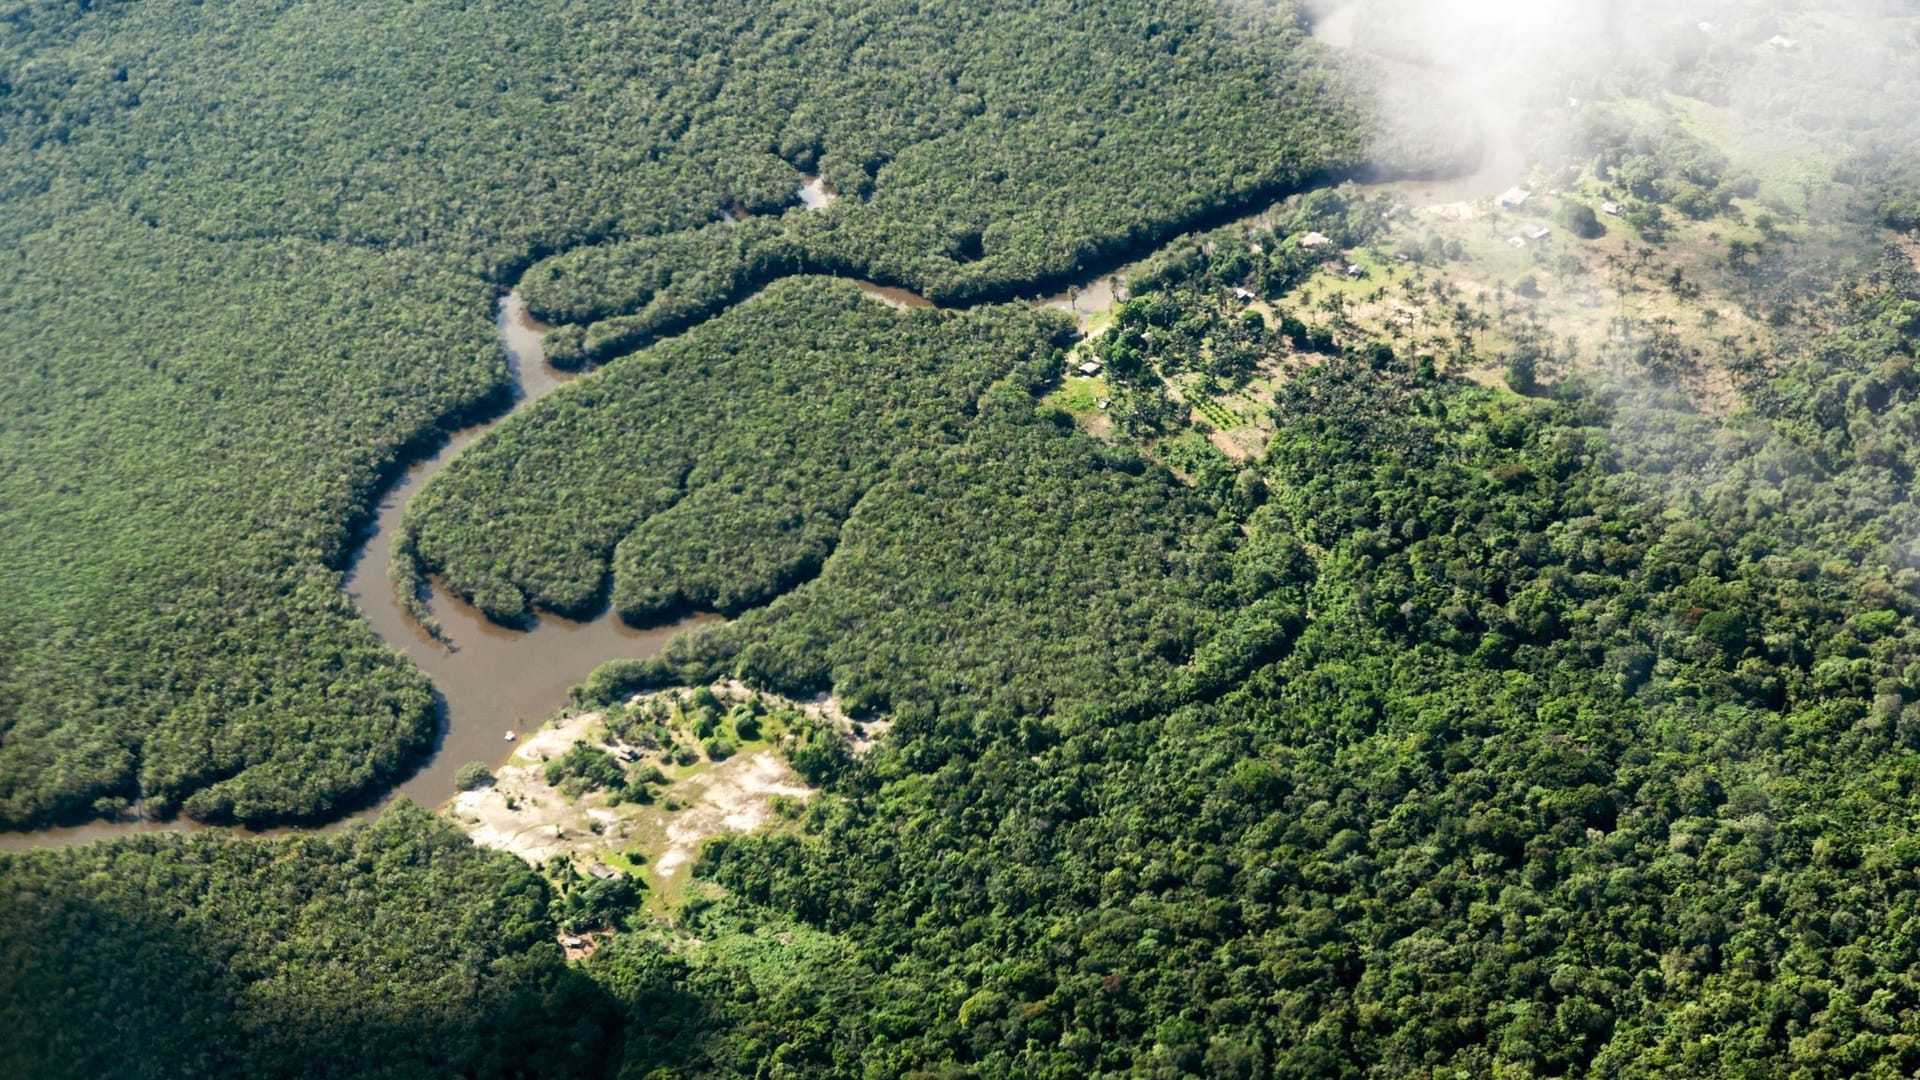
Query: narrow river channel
[
  {"left": 343, "top": 294, "right": 717, "bottom": 814},
  {"left": 2, "top": 9, "right": 1507, "bottom": 850},
  {"left": 0, "top": 296, "right": 714, "bottom": 852}
]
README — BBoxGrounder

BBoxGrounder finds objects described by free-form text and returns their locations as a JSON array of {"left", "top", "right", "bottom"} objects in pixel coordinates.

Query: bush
[
  {"left": 1556, "top": 200, "right": 1606, "bottom": 239},
  {"left": 453, "top": 761, "right": 494, "bottom": 791},
  {"left": 704, "top": 738, "right": 736, "bottom": 762},
  {"left": 544, "top": 743, "right": 624, "bottom": 795}
]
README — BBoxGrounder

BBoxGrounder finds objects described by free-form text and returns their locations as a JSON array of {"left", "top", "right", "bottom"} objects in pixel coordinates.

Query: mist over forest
[{"left": 8, "top": 0, "right": 1920, "bottom": 1076}]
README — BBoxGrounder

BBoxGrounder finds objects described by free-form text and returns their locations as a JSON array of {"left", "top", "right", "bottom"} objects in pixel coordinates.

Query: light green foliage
[
  {"left": 544, "top": 743, "right": 625, "bottom": 797},
  {"left": 454, "top": 761, "right": 495, "bottom": 791},
  {"left": 660, "top": 259, "right": 1920, "bottom": 1075}
]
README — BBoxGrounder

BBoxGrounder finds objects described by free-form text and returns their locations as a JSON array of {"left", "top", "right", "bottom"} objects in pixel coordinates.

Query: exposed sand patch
[
  {"left": 451, "top": 710, "right": 608, "bottom": 866},
  {"left": 448, "top": 681, "right": 881, "bottom": 895},
  {"left": 655, "top": 754, "right": 813, "bottom": 877},
  {"left": 449, "top": 706, "right": 814, "bottom": 884}
]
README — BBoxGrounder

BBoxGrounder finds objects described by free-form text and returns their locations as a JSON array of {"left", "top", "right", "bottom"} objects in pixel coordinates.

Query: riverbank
[
  {"left": 447, "top": 681, "right": 874, "bottom": 904},
  {"left": 0, "top": 3, "right": 1474, "bottom": 851}
]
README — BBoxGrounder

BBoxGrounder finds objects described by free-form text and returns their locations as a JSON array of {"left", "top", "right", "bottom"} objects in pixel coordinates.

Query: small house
[
  {"left": 1299, "top": 231, "right": 1333, "bottom": 248},
  {"left": 1507, "top": 236, "right": 1527, "bottom": 249},
  {"left": 1766, "top": 34, "right": 1797, "bottom": 50},
  {"left": 1601, "top": 201, "right": 1622, "bottom": 217},
  {"left": 1496, "top": 187, "right": 1533, "bottom": 211},
  {"left": 1077, "top": 360, "right": 1104, "bottom": 377},
  {"left": 1345, "top": 263, "right": 1366, "bottom": 279},
  {"left": 1232, "top": 287, "right": 1257, "bottom": 301},
  {"left": 1523, "top": 224, "right": 1551, "bottom": 241}
]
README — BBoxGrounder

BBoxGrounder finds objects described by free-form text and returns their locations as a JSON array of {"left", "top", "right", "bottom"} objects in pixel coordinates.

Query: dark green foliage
[
  {"left": 1124, "top": 189, "right": 1385, "bottom": 301},
  {"left": 0, "top": 804, "right": 614, "bottom": 1079},
  {"left": 20, "top": 0, "right": 1920, "bottom": 1075},
  {"left": 545, "top": 744, "right": 625, "bottom": 797},
  {"left": 582, "top": 261, "right": 1920, "bottom": 1076},
  {"left": 1556, "top": 199, "right": 1607, "bottom": 239},
  {"left": 405, "top": 278, "right": 1073, "bottom": 626},
  {"left": 588, "top": 384, "right": 1303, "bottom": 728},
  {"left": 0, "top": 226, "right": 478, "bottom": 828},
  {"left": 0, "top": 0, "right": 1362, "bottom": 826},
  {"left": 511, "top": 0, "right": 1372, "bottom": 354},
  {"left": 454, "top": 761, "right": 495, "bottom": 791},
  {"left": 552, "top": 861, "right": 646, "bottom": 935}
]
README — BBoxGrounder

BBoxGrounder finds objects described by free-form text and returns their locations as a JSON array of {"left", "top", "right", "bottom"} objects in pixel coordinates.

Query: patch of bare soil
[
  {"left": 449, "top": 680, "right": 892, "bottom": 894},
  {"left": 450, "top": 710, "right": 610, "bottom": 867},
  {"left": 448, "top": 703, "right": 814, "bottom": 887},
  {"left": 654, "top": 754, "right": 813, "bottom": 877},
  {"left": 1207, "top": 428, "right": 1254, "bottom": 462}
]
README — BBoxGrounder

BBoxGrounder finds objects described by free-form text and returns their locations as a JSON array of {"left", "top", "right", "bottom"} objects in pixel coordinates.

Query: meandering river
[
  {"left": 0, "top": 297, "right": 713, "bottom": 852},
  {"left": 344, "top": 295, "right": 718, "bottom": 814},
  {"left": 3, "top": 10, "right": 1510, "bottom": 850}
]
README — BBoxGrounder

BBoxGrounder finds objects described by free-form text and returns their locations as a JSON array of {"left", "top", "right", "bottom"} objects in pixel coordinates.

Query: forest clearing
[{"left": 13, "top": 0, "right": 1920, "bottom": 1075}]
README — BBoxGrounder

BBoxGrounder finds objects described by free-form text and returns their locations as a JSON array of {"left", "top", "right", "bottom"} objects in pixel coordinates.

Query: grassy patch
[{"left": 1044, "top": 372, "right": 1113, "bottom": 417}]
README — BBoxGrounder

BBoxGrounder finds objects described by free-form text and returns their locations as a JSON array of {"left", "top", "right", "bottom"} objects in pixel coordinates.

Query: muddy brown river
[
  {"left": 3, "top": 9, "right": 1509, "bottom": 849},
  {"left": 0, "top": 296, "right": 712, "bottom": 852},
  {"left": 348, "top": 294, "right": 717, "bottom": 812}
]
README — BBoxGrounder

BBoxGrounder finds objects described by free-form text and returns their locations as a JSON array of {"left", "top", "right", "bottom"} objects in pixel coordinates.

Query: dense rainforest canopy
[
  {"left": 583, "top": 251, "right": 1920, "bottom": 1077},
  {"left": 0, "top": 0, "right": 1364, "bottom": 827},
  {"left": 20, "top": 244, "right": 1920, "bottom": 1076},
  {"left": 14, "top": 0, "right": 1920, "bottom": 1075},
  {"left": 0, "top": 805, "right": 615, "bottom": 1078},
  {"left": 402, "top": 278, "right": 1077, "bottom": 628}
]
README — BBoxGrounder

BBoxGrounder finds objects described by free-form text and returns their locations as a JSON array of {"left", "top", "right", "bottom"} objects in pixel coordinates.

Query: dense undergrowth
[
  {"left": 583, "top": 379, "right": 1302, "bottom": 725},
  {"left": 402, "top": 278, "right": 1074, "bottom": 628},
  {"left": 15, "top": 191, "right": 1920, "bottom": 1080},
  {"left": 17, "top": 0, "right": 1920, "bottom": 1075}
]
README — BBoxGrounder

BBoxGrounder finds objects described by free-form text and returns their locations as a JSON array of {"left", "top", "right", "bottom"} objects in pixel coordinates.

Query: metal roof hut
[{"left": 1496, "top": 187, "right": 1533, "bottom": 211}]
